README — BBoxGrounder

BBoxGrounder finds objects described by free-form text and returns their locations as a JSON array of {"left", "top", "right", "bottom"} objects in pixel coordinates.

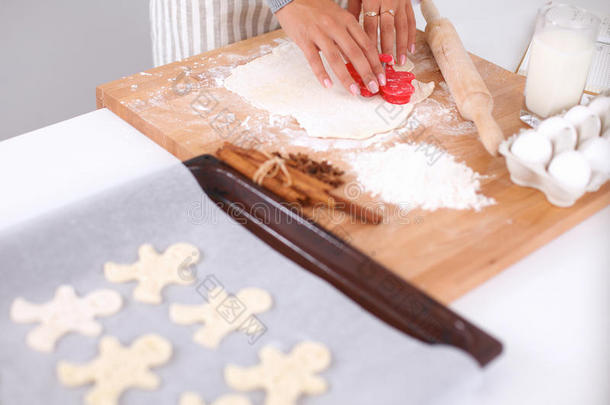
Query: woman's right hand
[
  {"left": 348, "top": 0, "right": 417, "bottom": 66},
  {"left": 275, "top": 0, "right": 386, "bottom": 96}
]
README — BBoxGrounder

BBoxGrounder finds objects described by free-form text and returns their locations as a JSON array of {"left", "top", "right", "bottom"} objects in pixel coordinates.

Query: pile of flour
[{"left": 347, "top": 143, "right": 495, "bottom": 211}]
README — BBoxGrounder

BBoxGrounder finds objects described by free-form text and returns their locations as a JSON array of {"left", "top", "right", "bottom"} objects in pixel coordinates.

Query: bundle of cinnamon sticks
[{"left": 216, "top": 143, "right": 382, "bottom": 224}]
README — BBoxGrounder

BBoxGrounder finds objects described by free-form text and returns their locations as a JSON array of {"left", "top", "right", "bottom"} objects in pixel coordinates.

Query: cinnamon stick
[
  {"left": 225, "top": 143, "right": 334, "bottom": 192},
  {"left": 216, "top": 147, "right": 306, "bottom": 204},
  {"left": 218, "top": 143, "right": 383, "bottom": 225},
  {"left": 227, "top": 145, "right": 336, "bottom": 207}
]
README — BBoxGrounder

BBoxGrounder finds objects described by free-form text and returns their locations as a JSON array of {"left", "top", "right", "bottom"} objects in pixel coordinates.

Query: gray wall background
[{"left": 0, "top": 0, "right": 152, "bottom": 141}]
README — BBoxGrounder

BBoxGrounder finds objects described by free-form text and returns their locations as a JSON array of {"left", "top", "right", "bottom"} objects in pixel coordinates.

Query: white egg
[
  {"left": 578, "top": 137, "right": 610, "bottom": 175},
  {"left": 537, "top": 116, "right": 577, "bottom": 154},
  {"left": 564, "top": 105, "right": 602, "bottom": 146},
  {"left": 603, "top": 128, "right": 610, "bottom": 141},
  {"left": 510, "top": 130, "right": 553, "bottom": 166},
  {"left": 548, "top": 151, "right": 592, "bottom": 192},
  {"left": 587, "top": 96, "right": 610, "bottom": 132}
]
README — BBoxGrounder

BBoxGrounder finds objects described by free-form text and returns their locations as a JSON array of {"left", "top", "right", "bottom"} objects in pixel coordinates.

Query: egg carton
[{"left": 500, "top": 95, "right": 610, "bottom": 207}]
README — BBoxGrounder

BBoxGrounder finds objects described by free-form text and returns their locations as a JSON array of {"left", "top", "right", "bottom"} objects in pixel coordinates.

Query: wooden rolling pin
[{"left": 421, "top": 0, "right": 504, "bottom": 156}]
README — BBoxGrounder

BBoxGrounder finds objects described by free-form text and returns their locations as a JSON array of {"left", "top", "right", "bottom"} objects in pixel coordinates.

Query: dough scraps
[
  {"left": 225, "top": 341, "right": 331, "bottom": 405},
  {"left": 224, "top": 41, "right": 434, "bottom": 140},
  {"left": 10, "top": 285, "right": 122, "bottom": 353},
  {"left": 170, "top": 286, "right": 272, "bottom": 349},
  {"left": 104, "top": 243, "right": 200, "bottom": 304},
  {"left": 179, "top": 392, "right": 252, "bottom": 405},
  {"left": 57, "top": 334, "right": 172, "bottom": 405}
]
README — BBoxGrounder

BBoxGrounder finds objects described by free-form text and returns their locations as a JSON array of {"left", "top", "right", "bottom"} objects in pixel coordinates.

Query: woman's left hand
[{"left": 347, "top": 0, "right": 416, "bottom": 66}]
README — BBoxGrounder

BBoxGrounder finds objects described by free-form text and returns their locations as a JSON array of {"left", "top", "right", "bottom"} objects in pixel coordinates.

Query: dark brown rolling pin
[
  {"left": 186, "top": 154, "right": 503, "bottom": 366},
  {"left": 421, "top": 0, "right": 504, "bottom": 156}
]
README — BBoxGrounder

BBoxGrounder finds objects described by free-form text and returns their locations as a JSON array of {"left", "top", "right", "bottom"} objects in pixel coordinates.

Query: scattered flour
[
  {"left": 347, "top": 143, "right": 495, "bottom": 211},
  {"left": 410, "top": 82, "right": 477, "bottom": 136}
]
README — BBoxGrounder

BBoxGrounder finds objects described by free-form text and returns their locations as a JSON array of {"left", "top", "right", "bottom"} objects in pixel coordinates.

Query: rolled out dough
[{"left": 224, "top": 42, "right": 433, "bottom": 140}]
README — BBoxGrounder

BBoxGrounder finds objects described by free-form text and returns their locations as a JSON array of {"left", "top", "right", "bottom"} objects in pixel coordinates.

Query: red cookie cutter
[
  {"left": 345, "top": 53, "right": 415, "bottom": 105},
  {"left": 345, "top": 62, "right": 375, "bottom": 97}
]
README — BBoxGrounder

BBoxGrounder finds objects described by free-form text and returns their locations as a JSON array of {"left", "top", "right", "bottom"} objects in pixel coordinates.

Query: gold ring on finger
[
  {"left": 381, "top": 9, "right": 396, "bottom": 17},
  {"left": 364, "top": 11, "right": 379, "bottom": 17}
]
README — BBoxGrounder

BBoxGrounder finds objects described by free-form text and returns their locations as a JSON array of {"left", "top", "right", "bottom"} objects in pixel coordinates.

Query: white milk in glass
[
  {"left": 525, "top": 30, "right": 595, "bottom": 117},
  {"left": 524, "top": 4, "right": 600, "bottom": 118}
]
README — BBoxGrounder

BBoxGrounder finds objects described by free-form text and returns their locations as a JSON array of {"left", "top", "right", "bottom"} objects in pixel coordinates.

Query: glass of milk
[{"left": 525, "top": 4, "right": 600, "bottom": 118}]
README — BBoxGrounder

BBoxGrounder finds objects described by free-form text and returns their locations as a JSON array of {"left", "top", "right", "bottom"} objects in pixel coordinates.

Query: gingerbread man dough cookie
[
  {"left": 10, "top": 285, "right": 122, "bottom": 352},
  {"left": 225, "top": 341, "right": 331, "bottom": 405},
  {"left": 57, "top": 334, "right": 172, "bottom": 405},
  {"left": 104, "top": 243, "right": 200, "bottom": 304},
  {"left": 179, "top": 392, "right": 252, "bottom": 405},
  {"left": 170, "top": 287, "right": 272, "bottom": 348}
]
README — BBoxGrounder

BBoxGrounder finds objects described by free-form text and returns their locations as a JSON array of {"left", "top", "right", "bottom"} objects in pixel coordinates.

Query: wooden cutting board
[{"left": 97, "top": 29, "right": 609, "bottom": 303}]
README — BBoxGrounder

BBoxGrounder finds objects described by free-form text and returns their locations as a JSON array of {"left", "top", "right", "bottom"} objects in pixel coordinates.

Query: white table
[
  {"left": 1, "top": 0, "right": 608, "bottom": 403},
  {"left": 417, "top": 1, "right": 610, "bottom": 404}
]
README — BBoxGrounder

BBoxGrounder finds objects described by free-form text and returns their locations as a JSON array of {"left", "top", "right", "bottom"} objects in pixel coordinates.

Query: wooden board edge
[
  {"left": 96, "top": 90, "right": 195, "bottom": 160},
  {"left": 420, "top": 188, "right": 610, "bottom": 303}
]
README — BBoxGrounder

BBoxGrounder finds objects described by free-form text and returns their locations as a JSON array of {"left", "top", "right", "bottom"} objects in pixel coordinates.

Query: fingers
[
  {"left": 346, "top": 19, "right": 386, "bottom": 86},
  {"left": 395, "top": 8, "right": 409, "bottom": 65},
  {"left": 363, "top": 0, "right": 381, "bottom": 48},
  {"left": 405, "top": 0, "right": 416, "bottom": 54},
  {"left": 379, "top": 0, "right": 396, "bottom": 57},
  {"left": 333, "top": 29, "right": 380, "bottom": 93},
  {"left": 313, "top": 34, "right": 361, "bottom": 96},
  {"left": 347, "top": 0, "right": 362, "bottom": 19},
  {"left": 300, "top": 42, "right": 334, "bottom": 90}
]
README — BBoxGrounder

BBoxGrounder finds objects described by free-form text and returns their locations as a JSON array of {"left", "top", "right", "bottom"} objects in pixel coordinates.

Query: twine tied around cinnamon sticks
[
  {"left": 216, "top": 143, "right": 382, "bottom": 224},
  {"left": 252, "top": 152, "right": 292, "bottom": 187}
]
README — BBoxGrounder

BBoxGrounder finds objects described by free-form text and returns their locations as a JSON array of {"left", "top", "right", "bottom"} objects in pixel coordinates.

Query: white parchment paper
[{"left": 0, "top": 163, "right": 483, "bottom": 404}]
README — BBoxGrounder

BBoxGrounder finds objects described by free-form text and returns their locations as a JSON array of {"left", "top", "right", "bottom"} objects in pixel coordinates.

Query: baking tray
[
  {"left": 187, "top": 154, "right": 502, "bottom": 367},
  {"left": 0, "top": 160, "right": 496, "bottom": 404}
]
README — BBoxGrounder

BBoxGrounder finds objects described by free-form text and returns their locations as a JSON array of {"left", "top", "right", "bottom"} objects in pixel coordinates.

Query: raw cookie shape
[
  {"left": 170, "top": 287, "right": 272, "bottom": 348},
  {"left": 179, "top": 392, "right": 252, "bottom": 405},
  {"left": 104, "top": 243, "right": 200, "bottom": 304},
  {"left": 9, "top": 285, "right": 122, "bottom": 353},
  {"left": 225, "top": 341, "right": 331, "bottom": 405},
  {"left": 57, "top": 334, "right": 172, "bottom": 405}
]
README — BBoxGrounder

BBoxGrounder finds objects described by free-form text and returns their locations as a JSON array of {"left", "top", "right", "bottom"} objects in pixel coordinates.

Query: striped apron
[{"left": 150, "top": 0, "right": 349, "bottom": 66}]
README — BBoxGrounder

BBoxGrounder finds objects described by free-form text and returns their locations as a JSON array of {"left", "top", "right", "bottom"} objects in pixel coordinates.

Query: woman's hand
[
  {"left": 348, "top": 0, "right": 416, "bottom": 66},
  {"left": 276, "top": 0, "right": 385, "bottom": 96}
]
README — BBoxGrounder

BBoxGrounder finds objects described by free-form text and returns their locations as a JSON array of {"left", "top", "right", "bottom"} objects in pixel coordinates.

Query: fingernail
[
  {"left": 378, "top": 73, "right": 386, "bottom": 86},
  {"left": 323, "top": 78, "right": 332, "bottom": 88},
  {"left": 400, "top": 54, "right": 406, "bottom": 66},
  {"left": 368, "top": 80, "right": 379, "bottom": 94},
  {"left": 410, "top": 44, "right": 415, "bottom": 54},
  {"left": 350, "top": 83, "right": 360, "bottom": 96}
]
